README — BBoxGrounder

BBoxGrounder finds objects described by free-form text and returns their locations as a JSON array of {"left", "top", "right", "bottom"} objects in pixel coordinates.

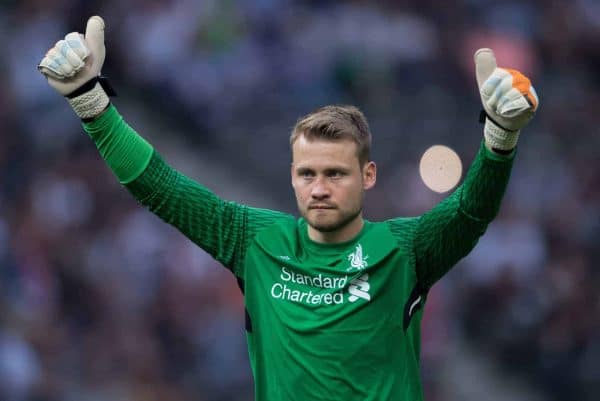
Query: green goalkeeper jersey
[{"left": 84, "top": 106, "right": 514, "bottom": 401}]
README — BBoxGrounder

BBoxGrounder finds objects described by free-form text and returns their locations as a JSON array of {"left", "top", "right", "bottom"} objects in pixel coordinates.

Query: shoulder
[
  {"left": 251, "top": 212, "right": 299, "bottom": 241},
  {"left": 384, "top": 217, "right": 420, "bottom": 237},
  {"left": 247, "top": 214, "right": 300, "bottom": 258}
]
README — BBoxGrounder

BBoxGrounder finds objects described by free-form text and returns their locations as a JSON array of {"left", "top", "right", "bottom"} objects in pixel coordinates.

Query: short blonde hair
[{"left": 290, "top": 105, "right": 372, "bottom": 166}]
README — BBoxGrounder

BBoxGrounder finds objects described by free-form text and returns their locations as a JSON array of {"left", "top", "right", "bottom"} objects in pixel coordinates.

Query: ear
[{"left": 362, "top": 161, "right": 376, "bottom": 190}]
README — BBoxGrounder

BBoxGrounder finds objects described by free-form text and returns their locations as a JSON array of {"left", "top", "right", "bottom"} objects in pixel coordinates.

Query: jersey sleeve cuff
[
  {"left": 82, "top": 103, "right": 119, "bottom": 141},
  {"left": 482, "top": 139, "right": 516, "bottom": 162}
]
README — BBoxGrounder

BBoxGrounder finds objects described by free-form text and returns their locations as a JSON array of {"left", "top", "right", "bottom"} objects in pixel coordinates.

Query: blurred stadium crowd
[{"left": 1, "top": 0, "right": 599, "bottom": 400}]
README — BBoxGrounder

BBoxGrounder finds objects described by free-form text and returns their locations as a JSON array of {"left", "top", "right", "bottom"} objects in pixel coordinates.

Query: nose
[{"left": 311, "top": 177, "right": 330, "bottom": 200}]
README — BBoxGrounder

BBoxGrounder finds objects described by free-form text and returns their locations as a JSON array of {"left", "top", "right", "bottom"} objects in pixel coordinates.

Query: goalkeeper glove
[
  {"left": 38, "top": 16, "right": 114, "bottom": 120},
  {"left": 474, "top": 48, "right": 539, "bottom": 153}
]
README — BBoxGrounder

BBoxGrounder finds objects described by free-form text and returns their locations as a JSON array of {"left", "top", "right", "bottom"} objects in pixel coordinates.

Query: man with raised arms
[{"left": 38, "top": 16, "right": 539, "bottom": 401}]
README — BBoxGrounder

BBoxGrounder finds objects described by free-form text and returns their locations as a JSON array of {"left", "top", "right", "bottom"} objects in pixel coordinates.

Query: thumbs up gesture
[
  {"left": 474, "top": 48, "right": 539, "bottom": 152},
  {"left": 38, "top": 16, "right": 110, "bottom": 119}
]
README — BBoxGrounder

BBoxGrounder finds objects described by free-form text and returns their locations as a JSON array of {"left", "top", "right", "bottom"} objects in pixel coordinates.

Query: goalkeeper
[{"left": 39, "top": 16, "right": 539, "bottom": 401}]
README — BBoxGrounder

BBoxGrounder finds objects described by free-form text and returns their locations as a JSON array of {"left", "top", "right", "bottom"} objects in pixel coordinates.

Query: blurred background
[{"left": 1, "top": 0, "right": 599, "bottom": 400}]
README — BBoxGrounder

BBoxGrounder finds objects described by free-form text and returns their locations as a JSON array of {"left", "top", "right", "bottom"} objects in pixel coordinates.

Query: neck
[{"left": 307, "top": 215, "right": 364, "bottom": 244}]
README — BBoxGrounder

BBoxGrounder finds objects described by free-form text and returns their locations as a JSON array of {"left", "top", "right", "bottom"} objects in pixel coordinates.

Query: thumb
[
  {"left": 474, "top": 48, "right": 497, "bottom": 88},
  {"left": 85, "top": 16, "right": 105, "bottom": 57}
]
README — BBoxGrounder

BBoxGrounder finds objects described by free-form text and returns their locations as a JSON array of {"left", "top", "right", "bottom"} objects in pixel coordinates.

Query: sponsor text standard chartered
[{"left": 270, "top": 266, "right": 370, "bottom": 305}]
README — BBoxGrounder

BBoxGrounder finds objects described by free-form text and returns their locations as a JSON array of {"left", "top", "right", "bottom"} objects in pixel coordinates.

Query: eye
[
  {"left": 326, "top": 170, "right": 346, "bottom": 179},
  {"left": 297, "top": 169, "right": 314, "bottom": 179}
]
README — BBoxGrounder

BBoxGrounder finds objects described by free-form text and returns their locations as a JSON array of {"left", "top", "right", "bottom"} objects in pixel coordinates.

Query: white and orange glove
[
  {"left": 474, "top": 48, "right": 539, "bottom": 153},
  {"left": 38, "top": 16, "right": 114, "bottom": 120}
]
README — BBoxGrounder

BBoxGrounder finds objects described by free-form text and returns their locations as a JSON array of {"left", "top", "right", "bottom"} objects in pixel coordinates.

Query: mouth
[{"left": 309, "top": 205, "right": 336, "bottom": 210}]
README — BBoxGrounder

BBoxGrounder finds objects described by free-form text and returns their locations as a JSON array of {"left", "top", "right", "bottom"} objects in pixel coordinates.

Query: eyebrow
[{"left": 295, "top": 166, "right": 350, "bottom": 174}]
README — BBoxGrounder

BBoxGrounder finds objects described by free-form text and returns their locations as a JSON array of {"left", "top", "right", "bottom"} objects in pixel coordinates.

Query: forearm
[
  {"left": 83, "top": 104, "right": 154, "bottom": 184},
  {"left": 460, "top": 140, "right": 514, "bottom": 221}
]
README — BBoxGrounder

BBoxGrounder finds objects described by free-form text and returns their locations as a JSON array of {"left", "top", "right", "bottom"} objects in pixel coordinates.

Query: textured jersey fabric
[{"left": 84, "top": 106, "right": 514, "bottom": 401}]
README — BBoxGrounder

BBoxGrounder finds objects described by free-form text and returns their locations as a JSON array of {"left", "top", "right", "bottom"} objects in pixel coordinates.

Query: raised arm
[
  {"left": 38, "top": 16, "right": 290, "bottom": 278},
  {"left": 409, "top": 48, "right": 539, "bottom": 290},
  {"left": 84, "top": 107, "right": 289, "bottom": 277}
]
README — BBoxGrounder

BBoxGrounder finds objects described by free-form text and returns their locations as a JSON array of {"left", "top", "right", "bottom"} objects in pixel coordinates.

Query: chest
[{"left": 243, "top": 241, "right": 416, "bottom": 333}]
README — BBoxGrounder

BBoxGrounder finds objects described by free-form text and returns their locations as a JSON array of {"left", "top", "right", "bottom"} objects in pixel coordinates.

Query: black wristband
[{"left": 66, "top": 76, "right": 117, "bottom": 99}]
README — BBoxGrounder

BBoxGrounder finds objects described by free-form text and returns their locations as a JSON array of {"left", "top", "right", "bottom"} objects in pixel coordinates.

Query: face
[{"left": 291, "top": 135, "right": 376, "bottom": 239}]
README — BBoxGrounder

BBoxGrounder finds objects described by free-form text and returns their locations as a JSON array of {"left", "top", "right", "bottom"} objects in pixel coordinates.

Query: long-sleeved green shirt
[{"left": 84, "top": 105, "right": 514, "bottom": 401}]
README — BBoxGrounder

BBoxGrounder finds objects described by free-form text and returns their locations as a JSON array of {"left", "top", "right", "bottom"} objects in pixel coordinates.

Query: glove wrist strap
[
  {"left": 484, "top": 118, "right": 520, "bottom": 152},
  {"left": 67, "top": 81, "right": 110, "bottom": 120}
]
